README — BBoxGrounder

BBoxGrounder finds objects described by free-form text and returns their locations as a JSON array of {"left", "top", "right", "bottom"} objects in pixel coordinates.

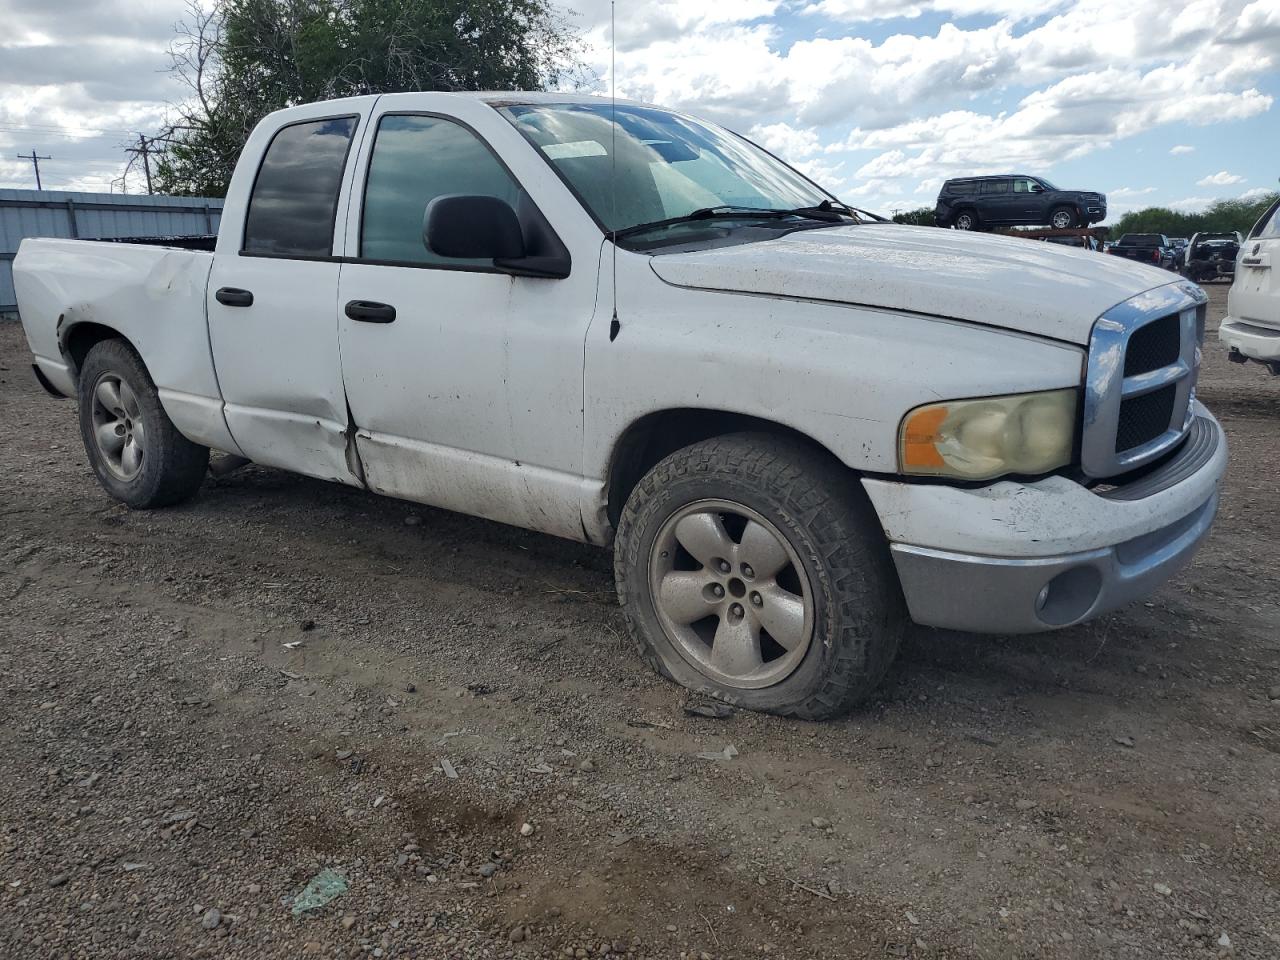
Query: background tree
[
  {"left": 891, "top": 207, "right": 936, "bottom": 226},
  {"left": 154, "top": 0, "right": 583, "bottom": 196},
  {"left": 1110, "top": 193, "right": 1278, "bottom": 238}
]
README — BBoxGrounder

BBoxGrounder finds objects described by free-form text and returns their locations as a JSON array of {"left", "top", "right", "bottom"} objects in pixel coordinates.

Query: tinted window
[
  {"left": 949, "top": 181, "right": 976, "bottom": 195},
  {"left": 1252, "top": 200, "right": 1280, "bottom": 240},
  {"left": 360, "top": 115, "right": 521, "bottom": 265},
  {"left": 243, "top": 117, "right": 357, "bottom": 257},
  {"left": 980, "top": 179, "right": 1009, "bottom": 195}
]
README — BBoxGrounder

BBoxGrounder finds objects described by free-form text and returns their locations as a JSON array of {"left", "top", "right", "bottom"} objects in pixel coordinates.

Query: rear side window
[
  {"left": 948, "top": 181, "right": 976, "bottom": 195},
  {"left": 1252, "top": 200, "right": 1280, "bottom": 240},
  {"left": 360, "top": 114, "right": 521, "bottom": 266},
  {"left": 980, "top": 179, "right": 1009, "bottom": 195},
  {"left": 242, "top": 116, "right": 357, "bottom": 257}
]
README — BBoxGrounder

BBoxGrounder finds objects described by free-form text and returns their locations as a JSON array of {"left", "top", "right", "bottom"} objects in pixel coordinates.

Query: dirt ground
[{"left": 1, "top": 283, "right": 1277, "bottom": 960}]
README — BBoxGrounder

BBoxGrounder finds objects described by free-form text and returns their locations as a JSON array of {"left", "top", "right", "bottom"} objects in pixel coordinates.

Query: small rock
[
  {"left": 478, "top": 862, "right": 499, "bottom": 878},
  {"left": 520, "top": 822, "right": 535, "bottom": 837},
  {"left": 404, "top": 515, "right": 422, "bottom": 527},
  {"left": 47, "top": 874, "right": 69, "bottom": 888},
  {"left": 1114, "top": 735, "right": 1136, "bottom": 748},
  {"left": 508, "top": 924, "right": 528, "bottom": 943},
  {"left": 1154, "top": 883, "right": 1172, "bottom": 896},
  {"left": 1015, "top": 799, "right": 1037, "bottom": 811},
  {"left": 811, "top": 816, "right": 831, "bottom": 829},
  {"left": 247, "top": 883, "right": 261, "bottom": 894},
  {"left": 335, "top": 749, "right": 353, "bottom": 761},
  {"left": 341, "top": 915, "right": 356, "bottom": 930},
  {"left": 578, "top": 759, "right": 596, "bottom": 773},
  {"left": 1268, "top": 684, "right": 1280, "bottom": 701},
  {"left": 906, "top": 910, "right": 920, "bottom": 925},
  {"left": 200, "top": 908, "right": 222, "bottom": 930},
  {"left": 924, "top": 753, "right": 942, "bottom": 768},
  {"left": 1217, "top": 932, "right": 1232, "bottom": 950}
]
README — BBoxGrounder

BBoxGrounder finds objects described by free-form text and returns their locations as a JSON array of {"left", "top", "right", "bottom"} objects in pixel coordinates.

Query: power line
[{"left": 16, "top": 150, "right": 52, "bottom": 190}]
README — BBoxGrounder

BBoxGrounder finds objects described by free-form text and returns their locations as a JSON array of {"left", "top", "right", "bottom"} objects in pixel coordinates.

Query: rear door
[
  {"left": 207, "top": 104, "right": 369, "bottom": 482},
  {"left": 979, "top": 178, "right": 1014, "bottom": 223},
  {"left": 1230, "top": 200, "right": 1280, "bottom": 327}
]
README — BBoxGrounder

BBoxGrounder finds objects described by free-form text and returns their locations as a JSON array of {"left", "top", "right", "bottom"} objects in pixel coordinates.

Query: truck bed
[{"left": 13, "top": 237, "right": 238, "bottom": 454}]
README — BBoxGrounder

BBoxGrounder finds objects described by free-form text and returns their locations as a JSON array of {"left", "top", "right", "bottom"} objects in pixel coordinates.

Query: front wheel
[
  {"left": 77, "top": 339, "right": 209, "bottom": 508},
  {"left": 1050, "top": 207, "right": 1078, "bottom": 229},
  {"left": 614, "top": 434, "right": 906, "bottom": 720}
]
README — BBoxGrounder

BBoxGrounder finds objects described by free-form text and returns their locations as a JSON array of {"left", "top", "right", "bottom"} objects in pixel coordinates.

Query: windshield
[
  {"left": 1037, "top": 177, "right": 1059, "bottom": 191},
  {"left": 499, "top": 102, "right": 836, "bottom": 241}
]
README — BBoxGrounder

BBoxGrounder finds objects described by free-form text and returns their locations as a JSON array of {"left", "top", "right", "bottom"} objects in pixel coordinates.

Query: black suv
[{"left": 935, "top": 175, "right": 1107, "bottom": 231}]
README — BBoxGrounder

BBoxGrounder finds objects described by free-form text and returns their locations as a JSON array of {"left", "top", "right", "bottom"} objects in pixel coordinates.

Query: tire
[
  {"left": 1049, "top": 207, "right": 1078, "bottom": 229},
  {"left": 77, "top": 339, "right": 209, "bottom": 508},
  {"left": 953, "top": 209, "right": 978, "bottom": 231},
  {"left": 614, "top": 433, "right": 906, "bottom": 720}
]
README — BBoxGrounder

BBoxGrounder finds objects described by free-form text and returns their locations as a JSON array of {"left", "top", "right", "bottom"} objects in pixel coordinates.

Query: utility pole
[
  {"left": 126, "top": 134, "right": 158, "bottom": 194},
  {"left": 17, "top": 150, "right": 51, "bottom": 190}
]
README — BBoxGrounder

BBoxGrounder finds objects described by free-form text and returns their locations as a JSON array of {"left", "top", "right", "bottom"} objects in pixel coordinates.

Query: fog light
[{"left": 1035, "top": 566, "right": 1103, "bottom": 626}]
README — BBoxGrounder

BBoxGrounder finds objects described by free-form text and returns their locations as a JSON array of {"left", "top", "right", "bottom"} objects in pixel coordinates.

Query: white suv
[{"left": 1221, "top": 197, "right": 1280, "bottom": 373}]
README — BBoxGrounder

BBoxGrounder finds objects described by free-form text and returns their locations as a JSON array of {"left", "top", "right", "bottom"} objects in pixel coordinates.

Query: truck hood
[{"left": 648, "top": 224, "right": 1177, "bottom": 345}]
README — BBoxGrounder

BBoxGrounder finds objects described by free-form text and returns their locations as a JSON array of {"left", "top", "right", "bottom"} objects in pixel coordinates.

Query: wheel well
[
  {"left": 605, "top": 409, "right": 838, "bottom": 529},
  {"left": 62, "top": 323, "right": 132, "bottom": 380}
]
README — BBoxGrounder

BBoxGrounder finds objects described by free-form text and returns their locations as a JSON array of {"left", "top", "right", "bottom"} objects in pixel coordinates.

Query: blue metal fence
[{"left": 0, "top": 189, "right": 224, "bottom": 315}]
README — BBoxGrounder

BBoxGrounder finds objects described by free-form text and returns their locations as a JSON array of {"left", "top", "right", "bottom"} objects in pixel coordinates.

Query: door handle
[
  {"left": 345, "top": 300, "right": 397, "bottom": 323},
  {"left": 215, "top": 287, "right": 254, "bottom": 307}
]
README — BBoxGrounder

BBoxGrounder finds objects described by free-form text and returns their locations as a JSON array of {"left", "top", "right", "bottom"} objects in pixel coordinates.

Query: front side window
[
  {"left": 499, "top": 102, "right": 838, "bottom": 243},
  {"left": 360, "top": 115, "right": 521, "bottom": 265},
  {"left": 243, "top": 117, "right": 356, "bottom": 257},
  {"left": 1013, "top": 178, "right": 1037, "bottom": 193}
]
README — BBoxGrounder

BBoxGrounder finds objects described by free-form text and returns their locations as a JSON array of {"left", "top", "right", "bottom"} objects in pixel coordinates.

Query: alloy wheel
[
  {"left": 90, "top": 372, "right": 146, "bottom": 480},
  {"left": 648, "top": 499, "right": 814, "bottom": 689}
]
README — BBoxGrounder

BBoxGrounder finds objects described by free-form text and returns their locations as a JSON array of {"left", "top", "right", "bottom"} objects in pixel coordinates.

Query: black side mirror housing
[
  {"left": 423, "top": 194, "right": 571, "bottom": 279},
  {"left": 424, "top": 195, "right": 525, "bottom": 260}
]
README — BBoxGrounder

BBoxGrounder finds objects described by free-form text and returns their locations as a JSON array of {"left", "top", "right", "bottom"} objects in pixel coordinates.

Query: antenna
[{"left": 609, "top": 1, "right": 619, "bottom": 328}]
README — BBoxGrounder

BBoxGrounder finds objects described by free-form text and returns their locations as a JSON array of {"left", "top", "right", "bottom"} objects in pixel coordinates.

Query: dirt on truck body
[{"left": 1, "top": 283, "right": 1278, "bottom": 959}]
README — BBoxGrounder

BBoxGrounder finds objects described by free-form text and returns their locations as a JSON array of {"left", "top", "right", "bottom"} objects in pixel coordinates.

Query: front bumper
[
  {"left": 862, "top": 406, "right": 1226, "bottom": 634},
  {"left": 1220, "top": 316, "right": 1280, "bottom": 362}
]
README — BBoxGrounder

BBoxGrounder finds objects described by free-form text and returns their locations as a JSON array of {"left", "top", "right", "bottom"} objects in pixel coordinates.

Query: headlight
[{"left": 899, "top": 389, "right": 1077, "bottom": 480}]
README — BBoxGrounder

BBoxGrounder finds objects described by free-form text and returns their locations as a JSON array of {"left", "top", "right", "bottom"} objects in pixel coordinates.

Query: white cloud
[
  {"left": 802, "top": 0, "right": 1067, "bottom": 22},
  {"left": 1238, "top": 187, "right": 1276, "bottom": 201},
  {"left": 1197, "top": 170, "right": 1246, "bottom": 185},
  {"left": 748, "top": 121, "right": 822, "bottom": 159},
  {"left": 1170, "top": 144, "right": 1196, "bottom": 154},
  {"left": 1109, "top": 186, "right": 1158, "bottom": 198}
]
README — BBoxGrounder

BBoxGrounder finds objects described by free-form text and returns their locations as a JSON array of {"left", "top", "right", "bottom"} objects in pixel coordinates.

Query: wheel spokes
[
  {"left": 95, "top": 379, "right": 123, "bottom": 415},
  {"left": 673, "top": 512, "right": 733, "bottom": 567},
  {"left": 118, "top": 380, "right": 141, "bottom": 419},
  {"left": 95, "top": 422, "right": 125, "bottom": 456},
  {"left": 659, "top": 570, "right": 717, "bottom": 625},
  {"left": 755, "top": 584, "right": 807, "bottom": 651},
  {"left": 738, "top": 520, "right": 791, "bottom": 580},
  {"left": 710, "top": 616, "right": 762, "bottom": 676},
  {"left": 121, "top": 438, "right": 142, "bottom": 475}
]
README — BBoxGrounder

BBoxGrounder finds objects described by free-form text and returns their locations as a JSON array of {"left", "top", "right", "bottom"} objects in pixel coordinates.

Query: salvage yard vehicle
[
  {"left": 934, "top": 175, "right": 1107, "bottom": 231},
  {"left": 1109, "top": 233, "right": 1179, "bottom": 270},
  {"left": 14, "top": 93, "right": 1227, "bottom": 719},
  {"left": 1220, "top": 198, "right": 1280, "bottom": 372},
  {"left": 1184, "top": 231, "right": 1243, "bottom": 283}
]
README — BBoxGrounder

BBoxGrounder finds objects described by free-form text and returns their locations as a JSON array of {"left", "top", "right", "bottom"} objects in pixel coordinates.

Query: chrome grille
[{"left": 1082, "top": 282, "right": 1207, "bottom": 478}]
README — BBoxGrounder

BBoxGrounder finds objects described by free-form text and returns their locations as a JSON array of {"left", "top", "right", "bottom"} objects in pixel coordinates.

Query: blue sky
[{"left": 0, "top": 0, "right": 1277, "bottom": 221}]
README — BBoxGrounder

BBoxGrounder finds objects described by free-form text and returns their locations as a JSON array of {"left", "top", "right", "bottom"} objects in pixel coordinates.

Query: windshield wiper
[{"left": 612, "top": 201, "right": 858, "bottom": 240}]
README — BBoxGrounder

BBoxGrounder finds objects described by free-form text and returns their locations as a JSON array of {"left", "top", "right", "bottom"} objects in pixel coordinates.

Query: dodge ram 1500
[{"left": 14, "top": 92, "right": 1227, "bottom": 719}]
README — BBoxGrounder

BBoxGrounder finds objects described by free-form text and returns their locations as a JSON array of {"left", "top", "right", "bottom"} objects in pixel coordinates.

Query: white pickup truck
[{"left": 14, "top": 92, "right": 1227, "bottom": 719}]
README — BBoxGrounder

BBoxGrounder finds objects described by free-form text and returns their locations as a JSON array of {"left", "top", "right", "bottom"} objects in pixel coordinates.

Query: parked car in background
[
  {"left": 1044, "top": 234, "right": 1102, "bottom": 252},
  {"left": 13, "top": 92, "right": 1226, "bottom": 719},
  {"left": 1220, "top": 199, "right": 1280, "bottom": 372},
  {"left": 1169, "top": 237, "right": 1188, "bottom": 259},
  {"left": 1183, "top": 231, "right": 1243, "bottom": 283},
  {"left": 935, "top": 175, "right": 1107, "bottom": 231},
  {"left": 1109, "top": 234, "right": 1178, "bottom": 270}
]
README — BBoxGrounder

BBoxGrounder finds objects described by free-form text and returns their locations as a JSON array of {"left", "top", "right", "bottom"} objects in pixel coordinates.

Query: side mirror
[
  {"left": 1030, "top": 184, "right": 1044, "bottom": 193},
  {"left": 424, "top": 195, "right": 526, "bottom": 261}
]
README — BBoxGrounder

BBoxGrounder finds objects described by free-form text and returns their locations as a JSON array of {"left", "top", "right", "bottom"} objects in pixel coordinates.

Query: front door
[
  {"left": 335, "top": 104, "right": 604, "bottom": 539},
  {"left": 1231, "top": 201, "right": 1280, "bottom": 328},
  {"left": 207, "top": 111, "right": 364, "bottom": 482}
]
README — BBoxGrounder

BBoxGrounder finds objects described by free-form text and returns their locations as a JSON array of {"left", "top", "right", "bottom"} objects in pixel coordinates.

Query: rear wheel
[
  {"left": 1050, "top": 206, "right": 1078, "bottom": 229},
  {"left": 953, "top": 209, "right": 978, "bottom": 231},
  {"left": 614, "top": 433, "right": 906, "bottom": 720},
  {"left": 77, "top": 339, "right": 209, "bottom": 508}
]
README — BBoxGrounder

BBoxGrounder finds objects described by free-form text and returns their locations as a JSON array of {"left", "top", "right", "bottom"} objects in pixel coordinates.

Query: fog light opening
[{"left": 1035, "top": 566, "right": 1104, "bottom": 626}]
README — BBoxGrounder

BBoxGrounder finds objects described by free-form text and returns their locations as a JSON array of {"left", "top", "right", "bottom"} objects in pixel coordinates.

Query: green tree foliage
[
  {"left": 891, "top": 207, "right": 937, "bottom": 226},
  {"left": 154, "top": 0, "right": 582, "bottom": 197},
  {"left": 1110, "top": 193, "right": 1279, "bottom": 238}
]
